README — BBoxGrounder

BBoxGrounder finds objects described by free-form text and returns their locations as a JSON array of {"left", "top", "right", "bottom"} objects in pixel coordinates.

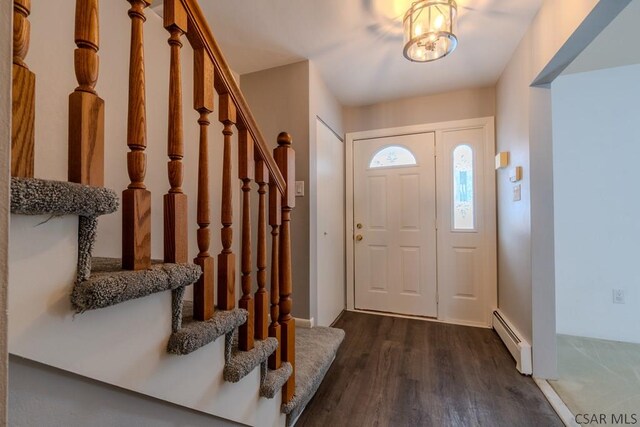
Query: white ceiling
[{"left": 176, "top": 0, "right": 544, "bottom": 106}]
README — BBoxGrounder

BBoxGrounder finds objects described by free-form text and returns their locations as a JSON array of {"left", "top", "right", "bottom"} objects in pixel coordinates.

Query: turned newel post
[
  {"left": 238, "top": 127, "right": 255, "bottom": 351},
  {"left": 69, "top": 0, "right": 105, "bottom": 186},
  {"left": 163, "top": 0, "right": 188, "bottom": 264},
  {"left": 255, "top": 157, "right": 269, "bottom": 341},
  {"left": 217, "top": 93, "right": 237, "bottom": 310},
  {"left": 12, "top": 0, "right": 35, "bottom": 177},
  {"left": 122, "top": 0, "right": 152, "bottom": 271},
  {"left": 193, "top": 48, "right": 215, "bottom": 321},
  {"left": 268, "top": 178, "right": 282, "bottom": 370},
  {"left": 275, "top": 132, "right": 295, "bottom": 402}
]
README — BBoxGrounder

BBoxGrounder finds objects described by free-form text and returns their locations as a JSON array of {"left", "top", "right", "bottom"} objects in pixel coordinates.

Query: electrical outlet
[{"left": 613, "top": 289, "right": 625, "bottom": 304}]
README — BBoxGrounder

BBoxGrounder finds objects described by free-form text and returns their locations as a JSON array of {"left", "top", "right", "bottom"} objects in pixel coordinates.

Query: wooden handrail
[{"left": 178, "top": 0, "right": 286, "bottom": 196}]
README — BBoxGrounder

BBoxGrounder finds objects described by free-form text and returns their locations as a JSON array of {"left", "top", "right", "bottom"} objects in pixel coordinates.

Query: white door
[
  {"left": 353, "top": 133, "right": 437, "bottom": 317},
  {"left": 436, "top": 127, "right": 495, "bottom": 326},
  {"left": 316, "top": 119, "right": 346, "bottom": 326}
]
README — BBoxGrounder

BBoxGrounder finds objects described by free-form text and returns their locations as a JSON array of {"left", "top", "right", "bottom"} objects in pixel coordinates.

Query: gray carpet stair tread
[
  {"left": 282, "top": 326, "right": 345, "bottom": 424},
  {"left": 167, "top": 308, "right": 248, "bottom": 355},
  {"left": 71, "top": 258, "right": 201, "bottom": 312},
  {"left": 224, "top": 337, "right": 279, "bottom": 383},
  {"left": 260, "top": 362, "right": 293, "bottom": 399},
  {"left": 11, "top": 177, "right": 118, "bottom": 217}
]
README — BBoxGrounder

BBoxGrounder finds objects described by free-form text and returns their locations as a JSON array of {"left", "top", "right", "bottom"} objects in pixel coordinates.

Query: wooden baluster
[
  {"left": 12, "top": 0, "right": 35, "bottom": 177},
  {"left": 275, "top": 132, "right": 295, "bottom": 402},
  {"left": 122, "top": 0, "right": 152, "bottom": 271},
  {"left": 193, "top": 48, "right": 215, "bottom": 321},
  {"left": 163, "top": 0, "right": 188, "bottom": 264},
  {"left": 238, "top": 127, "right": 255, "bottom": 351},
  {"left": 68, "top": 0, "right": 104, "bottom": 186},
  {"left": 217, "top": 93, "right": 236, "bottom": 310},
  {"left": 254, "top": 157, "right": 269, "bottom": 341},
  {"left": 268, "top": 178, "right": 282, "bottom": 370}
]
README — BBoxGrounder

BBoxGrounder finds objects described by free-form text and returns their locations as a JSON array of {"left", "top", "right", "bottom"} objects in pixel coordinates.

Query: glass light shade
[{"left": 403, "top": 0, "right": 458, "bottom": 62}]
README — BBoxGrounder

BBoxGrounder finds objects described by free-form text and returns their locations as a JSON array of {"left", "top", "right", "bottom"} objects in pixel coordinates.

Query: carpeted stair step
[
  {"left": 71, "top": 258, "right": 201, "bottom": 312},
  {"left": 10, "top": 177, "right": 118, "bottom": 218},
  {"left": 282, "top": 326, "right": 345, "bottom": 426},
  {"left": 260, "top": 362, "right": 293, "bottom": 399},
  {"left": 223, "top": 332, "right": 279, "bottom": 383},
  {"left": 10, "top": 177, "right": 119, "bottom": 282},
  {"left": 167, "top": 300, "right": 247, "bottom": 355}
]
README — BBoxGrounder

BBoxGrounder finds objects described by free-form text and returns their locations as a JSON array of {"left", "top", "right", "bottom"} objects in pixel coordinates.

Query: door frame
[{"left": 345, "top": 117, "right": 497, "bottom": 326}]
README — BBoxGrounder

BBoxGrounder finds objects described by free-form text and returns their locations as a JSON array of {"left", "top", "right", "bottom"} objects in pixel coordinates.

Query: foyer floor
[
  {"left": 549, "top": 334, "right": 640, "bottom": 423},
  {"left": 296, "top": 311, "right": 561, "bottom": 427}
]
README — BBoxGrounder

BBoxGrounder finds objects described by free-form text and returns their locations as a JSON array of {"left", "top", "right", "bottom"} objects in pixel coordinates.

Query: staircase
[{"left": 7, "top": 1, "right": 343, "bottom": 426}]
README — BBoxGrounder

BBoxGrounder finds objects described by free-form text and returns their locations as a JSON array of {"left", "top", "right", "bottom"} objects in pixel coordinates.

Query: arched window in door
[
  {"left": 453, "top": 144, "right": 475, "bottom": 230},
  {"left": 369, "top": 146, "right": 417, "bottom": 169}
]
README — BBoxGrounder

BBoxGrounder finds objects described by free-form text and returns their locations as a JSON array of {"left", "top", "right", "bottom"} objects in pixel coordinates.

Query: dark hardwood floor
[{"left": 296, "top": 311, "right": 561, "bottom": 427}]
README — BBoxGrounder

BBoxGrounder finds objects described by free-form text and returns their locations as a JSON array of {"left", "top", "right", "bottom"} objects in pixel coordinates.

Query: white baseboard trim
[
  {"left": 534, "top": 378, "right": 579, "bottom": 427},
  {"left": 294, "top": 317, "right": 314, "bottom": 328}
]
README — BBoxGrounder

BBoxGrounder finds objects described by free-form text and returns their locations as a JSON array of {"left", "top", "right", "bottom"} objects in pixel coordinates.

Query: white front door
[{"left": 353, "top": 133, "right": 437, "bottom": 317}]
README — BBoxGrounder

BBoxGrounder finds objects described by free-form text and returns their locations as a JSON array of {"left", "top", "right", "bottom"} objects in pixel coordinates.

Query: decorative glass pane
[
  {"left": 453, "top": 145, "right": 474, "bottom": 230},
  {"left": 369, "top": 146, "right": 417, "bottom": 168}
]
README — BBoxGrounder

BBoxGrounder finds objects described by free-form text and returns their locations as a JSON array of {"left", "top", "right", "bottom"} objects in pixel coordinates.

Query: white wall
[
  {"left": 9, "top": 356, "right": 240, "bottom": 427},
  {"left": 0, "top": 0, "right": 12, "bottom": 423},
  {"left": 494, "top": 0, "right": 632, "bottom": 377},
  {"left": 553, "top": 64, "right": 640, "bottom": 344}
]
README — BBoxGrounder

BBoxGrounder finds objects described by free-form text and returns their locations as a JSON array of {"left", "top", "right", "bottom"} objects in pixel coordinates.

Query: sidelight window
[{"left": 453, "top": 144, "right": 474, "bottom": 230}]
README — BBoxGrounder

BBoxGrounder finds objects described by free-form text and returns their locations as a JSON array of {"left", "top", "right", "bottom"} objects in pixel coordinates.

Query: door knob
[{"left": 355, "top": 234, "right": 363, "bottom": 242}]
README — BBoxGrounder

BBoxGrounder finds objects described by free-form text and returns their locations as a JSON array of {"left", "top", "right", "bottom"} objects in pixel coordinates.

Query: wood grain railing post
[
  {"left": 12, "top": 0, "right": 35, "bottom": 177},
  {"left": 268, "top": 178, "right": 282, "bottom": 370},
  {"left": 254, "top": 157, "right": 269, "bottom": 341},
  {"left": 217, "top": 93, "right": 237, "bottom": 310},
  {"left": 275, "top": 132, "right": 295, "bottom": 402},
  {"left": 122, "top": 0, "right": 152, "bottom": 271},
  {"left": 238, "top": 127, "right": 255, "bottom": 351},
  {"left": 193, "top": 48, "right": 215, "bottom": 321},
  {"left": 163, "top": 0, "right": 188, "bottom": 264},
  {"left": 68, "top": 0, "right": 104, "bottom": 186}
]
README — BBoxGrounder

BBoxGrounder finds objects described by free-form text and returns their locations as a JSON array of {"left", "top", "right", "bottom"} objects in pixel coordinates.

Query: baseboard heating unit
[{"left": 492, "top": 310, "right": 532, "bottom": 375}]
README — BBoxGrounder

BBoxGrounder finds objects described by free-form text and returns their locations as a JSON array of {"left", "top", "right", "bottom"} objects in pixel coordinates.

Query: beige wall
[
  {"left": 344, "top": 87, "right": 496, "bottom": 134},
  {"left": 0, "top": 0, "right": 11, "bottom": 423},
  {"left": 241, "top": 62, "right": 311, "bottom": 319},
  {"left": 495, "top": 0, "right": 629, "bottom": 377}
]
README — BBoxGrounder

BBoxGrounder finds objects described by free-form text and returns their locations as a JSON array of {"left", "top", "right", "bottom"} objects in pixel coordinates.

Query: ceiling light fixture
[{"left": 403, "top": 0, "right": 458, "bottom": 62}]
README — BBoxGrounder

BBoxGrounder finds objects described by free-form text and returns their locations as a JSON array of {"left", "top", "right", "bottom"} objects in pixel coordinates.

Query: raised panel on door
[{"left": 354, "top": 132, "right": 437, "bottom": 317}]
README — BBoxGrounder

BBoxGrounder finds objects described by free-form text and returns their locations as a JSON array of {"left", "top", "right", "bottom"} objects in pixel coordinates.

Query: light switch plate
[
  {"left": 513, "top": 184, "right": 521, "bottom": 202},
  {"left": 613, "top": 289, "right": 625, "bottom": 304},
  {"left": 295, "top": 181, "right": 304, "bottom": 197}
]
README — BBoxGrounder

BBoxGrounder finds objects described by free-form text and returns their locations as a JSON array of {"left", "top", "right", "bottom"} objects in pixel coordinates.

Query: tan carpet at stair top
[{"left": 549, "top": 334, "right": 640, "bottom": 422}]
